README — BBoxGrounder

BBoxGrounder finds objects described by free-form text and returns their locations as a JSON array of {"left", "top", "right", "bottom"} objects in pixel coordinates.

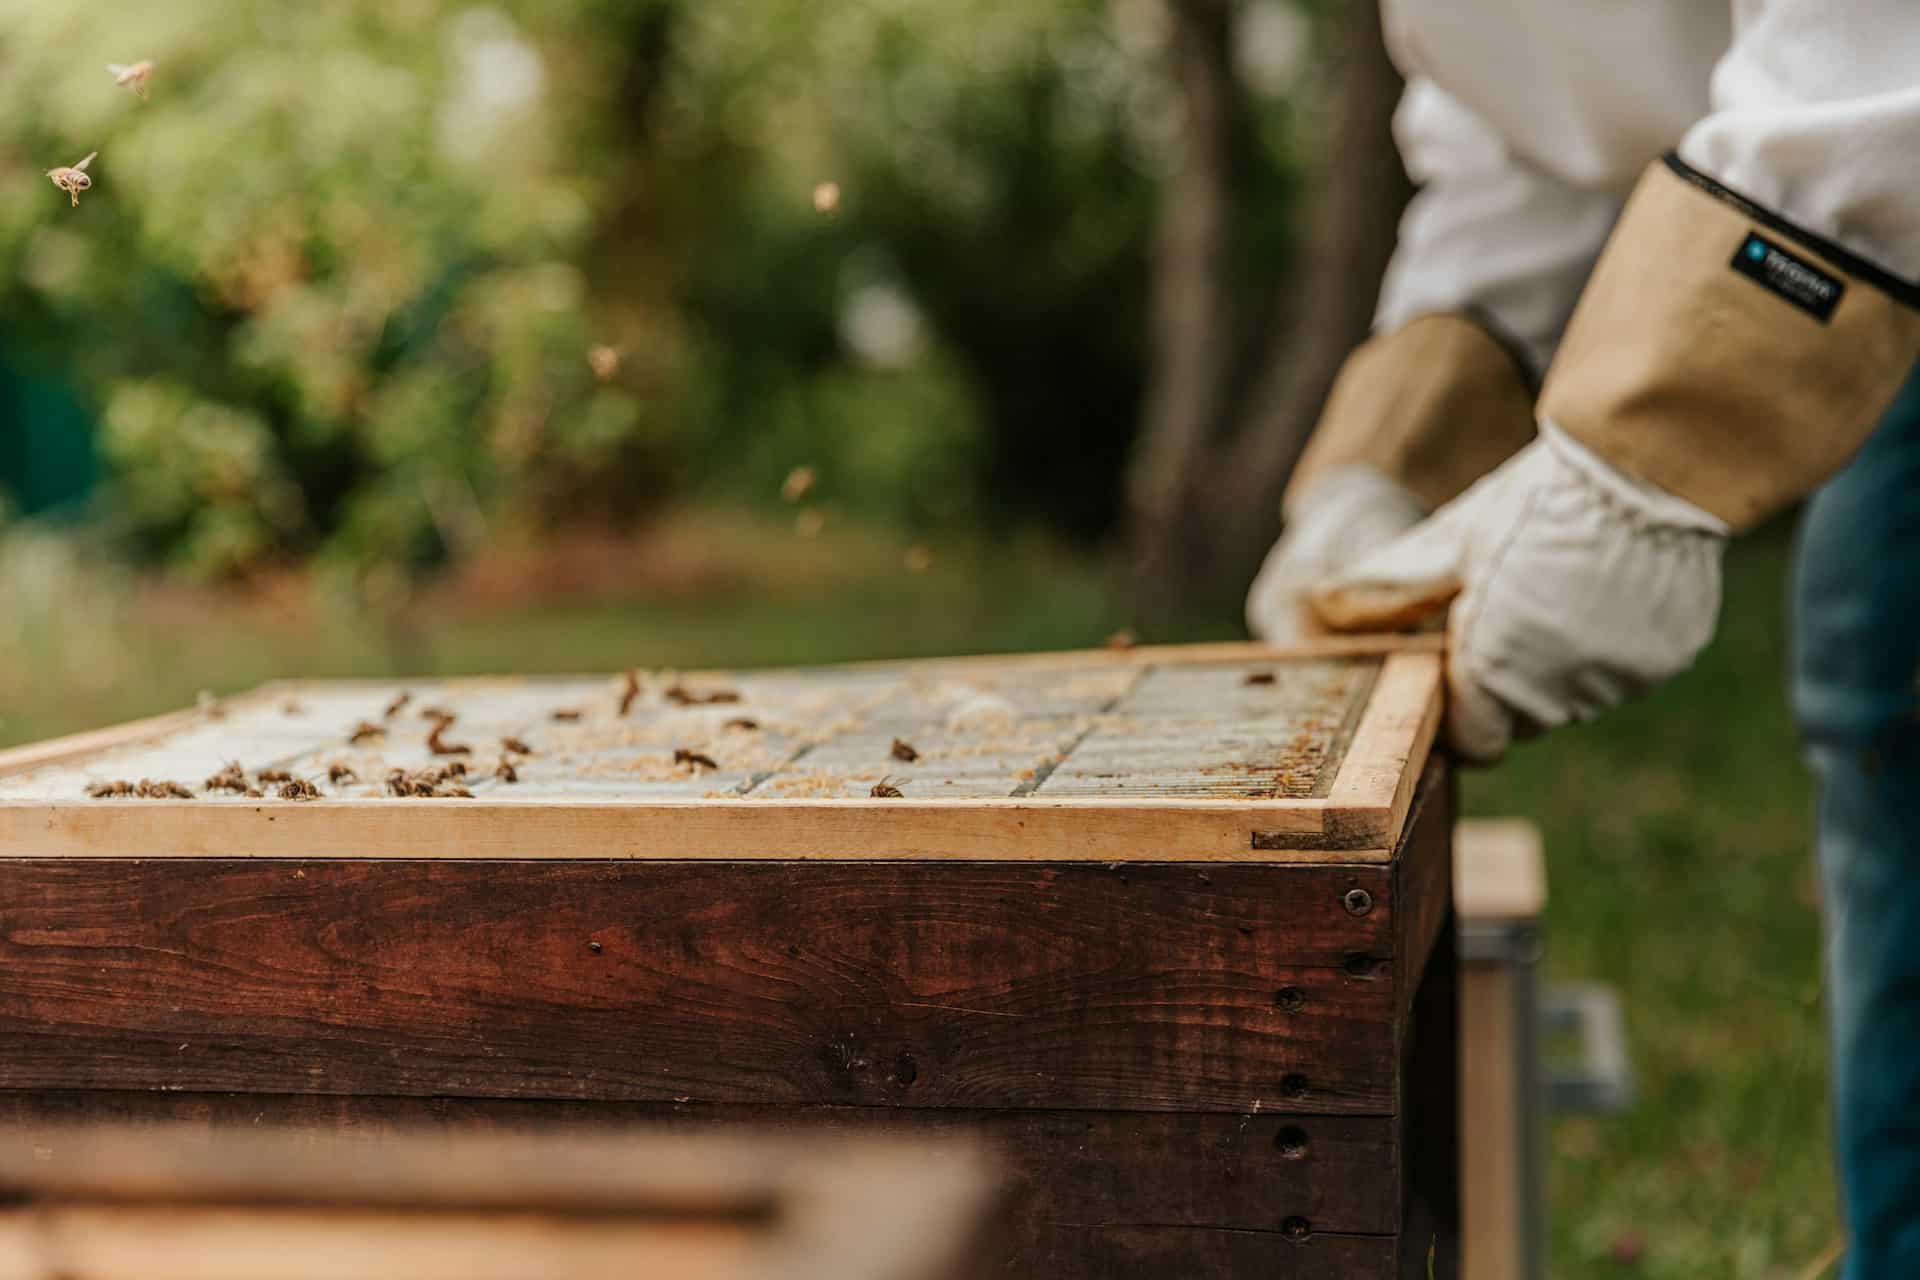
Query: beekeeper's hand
[
  {"left": 1307, "top": 421, "right": 1728, "bottom": 763},
  {"left": 1245, "top": 466, "right": 1427, "bottom": 643}
]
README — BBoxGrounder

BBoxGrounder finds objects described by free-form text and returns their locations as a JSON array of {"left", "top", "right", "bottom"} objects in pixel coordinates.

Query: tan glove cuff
[
  {"left": 1543, "top": 157, "right": 1920, "bottom": 531},
  {"left": 1285, "top": 312, "right": 1539, "bottom": 514}
]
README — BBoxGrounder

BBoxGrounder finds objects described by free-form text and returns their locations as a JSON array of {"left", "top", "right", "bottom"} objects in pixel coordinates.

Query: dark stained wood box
[{"left": 0, "top": 639, "right": 1456, "bottom": 1278}]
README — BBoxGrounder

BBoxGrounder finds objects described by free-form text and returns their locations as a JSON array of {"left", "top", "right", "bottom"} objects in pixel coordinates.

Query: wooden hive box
[
  {"left": 0, "top": 1124, "right": 993, "bottom": 1280},
  {"left": 0, "top": 639, "right": 1456, "bottom": 1278}
]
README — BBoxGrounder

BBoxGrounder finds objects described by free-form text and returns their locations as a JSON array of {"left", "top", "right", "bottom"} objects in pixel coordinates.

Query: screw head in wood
[
  {"left": 1342, "top": 888, "right": 1372, "bottom": 916},
  {"left": 1282, "top": 1216, "right": 1311, "bottom": 1239},
  {"left": 1273, "top": 987, "right": 1305, "bottom": 1012},
  {"left": 1280, "top": 1073, "right": 1308, "bottom": 1099},
  {"left": 1275, "top": 1127, "right": 1309, "bottom": 1160}
]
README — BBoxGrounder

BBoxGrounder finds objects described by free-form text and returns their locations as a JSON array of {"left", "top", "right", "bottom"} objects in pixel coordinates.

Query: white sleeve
[
  {"left": 1374, "top": 80, "right": 1624, "bottom": 376},
  {"left": 1678, "top": 1, "right": 1920, "bottom": 282}
]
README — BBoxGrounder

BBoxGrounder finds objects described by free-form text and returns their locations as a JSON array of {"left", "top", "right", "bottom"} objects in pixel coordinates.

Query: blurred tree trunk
[
  {"left": 1125, "top": 0, "right": 1236, "bottom": 615},
  {"left": 1126, "top": 0, "right": 1412, "bottom": 619}
]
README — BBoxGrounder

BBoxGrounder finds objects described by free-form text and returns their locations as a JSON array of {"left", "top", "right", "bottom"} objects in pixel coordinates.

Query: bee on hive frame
[{"left": 46, "top": 152, "right": 96, "bottom": 207}]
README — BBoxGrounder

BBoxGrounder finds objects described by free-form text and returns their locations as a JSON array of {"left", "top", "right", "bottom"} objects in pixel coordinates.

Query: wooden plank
[
  {"left": 0, "top": 1207, "right": 767, "bottom": 1280},
  {"left": 0, "top": 1124, "right": 992, "bottom": 1280},
  {"left": 0, "top": 796, "right": 1363, "bottom": 862},
  {"left": 1458, "top": 965, "right": 1522, "bottom": 1280},
  {"left": 0, "top": 1095, "right": 1405, "bottom": 1237},
  {"left": 1455, "top": 819, "right": 1546, "bottom": 923},
  {"left": 0, "top": 649, "right": 1443, "bottom": 864},
  {"left": 1319, "top": 652, "right": 1445, "bottom": 852},
  {"left": 0, "top": 858, "right": 1403, "bottom": 1113},
  {"left": 993, "top": 1226, "right": 1398, "bottom": 1279},
  {"left": 1394, "top": 763, "right": 1455, "bottom": 1018}
]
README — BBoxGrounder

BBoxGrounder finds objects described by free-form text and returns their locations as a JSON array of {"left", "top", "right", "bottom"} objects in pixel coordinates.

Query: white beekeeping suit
[{"left": 1248, "top": 0, "right": 1920, "bottom": 761}]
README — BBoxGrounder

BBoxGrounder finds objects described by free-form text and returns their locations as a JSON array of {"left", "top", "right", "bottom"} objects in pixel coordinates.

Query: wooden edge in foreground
[{"left": 0, "top": 1125, "right": 995, "bottom": 1280}]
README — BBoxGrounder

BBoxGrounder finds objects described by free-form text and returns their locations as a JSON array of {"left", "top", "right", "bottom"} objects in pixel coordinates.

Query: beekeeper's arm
[
  {"left": 1314, "top": 1, "right": 1920, "bottom": 760},
  {"left": 1245, "top": 79, "right": 1621, "bottom": 640}
]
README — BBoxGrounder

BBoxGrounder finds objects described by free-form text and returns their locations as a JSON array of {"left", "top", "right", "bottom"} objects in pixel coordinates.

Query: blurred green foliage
[{"left": 0, "top": 0, "right": 1319, "bottom": 579}]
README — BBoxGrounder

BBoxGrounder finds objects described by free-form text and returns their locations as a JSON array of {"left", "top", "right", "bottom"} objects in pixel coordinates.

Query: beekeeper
[{"left": 1244, "top": 4, "right": 1920, "bottom": 1274}]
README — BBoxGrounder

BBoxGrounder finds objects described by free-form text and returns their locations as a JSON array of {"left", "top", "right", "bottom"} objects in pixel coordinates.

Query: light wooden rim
[{"left": 0, "top": 646, "right": 1442, "bottom": 864}]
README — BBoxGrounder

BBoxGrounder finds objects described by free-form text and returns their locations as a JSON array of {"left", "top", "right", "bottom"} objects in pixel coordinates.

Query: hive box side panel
[
  {"left": 0, "top": 1093, "right": 1403, "bottom": 1238},
  {"left": 0, "top": 858, "right": 1404, "bottom": 1114}
]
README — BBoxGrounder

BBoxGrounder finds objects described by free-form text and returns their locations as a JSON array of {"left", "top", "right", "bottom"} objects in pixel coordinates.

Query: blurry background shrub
[{"left": 0, "top": 0, "right": 1323, "bottom": 587}]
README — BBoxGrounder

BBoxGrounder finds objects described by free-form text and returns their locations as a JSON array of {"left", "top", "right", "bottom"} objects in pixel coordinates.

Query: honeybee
[
  {"left": 279, "top": 779, "right": 321, "bottom": 801},
  {"left": 383, "top": 691, "right": 413, "bottom": 719},
  {"left": 588, "top": 345, "right": 621, "bottom": 382},
  {"left": 781, "top": 466, "right": 817, "bottom": 504},
  {"left": 618, "top": 670, "right": 642, "bottom": 717},
  {"left": 870, "top": 776, "right": 905, "bottom": 799},
  {"left": 328, "top": 764, "right": 358, "bottom": 785},
  {"left": 46, "top": 152, "right": 97, "bottom": 207},
  {"left": 502, "top": 736, "right": 534, "bottom": 756},
  {"left": 256, "top": 768, "right": 293, "bottom": 784},
  {"left": 495, "top": 756, "right": 519, "bottom": 783},
  {"left": 427, "top": 722, "right": 472, "bottom": 756},
  {"left": 673, "top": 747, "right": 719, "bottom": 772},
  {"left": 108, "top": 61, "right": 154, "bottom": 99},
  {"left": 348, "top": 721, "right": 385, "bottom": 745},
  {"left": 205, "top": 762, "right": 249, "bottom": 794},
  {"left": 550, "top": 708, "right": 584, "bottom": 723},
  {"left": 86, "top": 780, "right": 135, "bottom": 799},
  {"left": 890, "top": 738, "right": 920, "bottom": 763}
]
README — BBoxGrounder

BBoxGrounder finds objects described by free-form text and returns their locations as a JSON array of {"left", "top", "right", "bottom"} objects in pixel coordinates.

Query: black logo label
[{"left": 1731, "top": 232, "right": 1844, "bottom": 322}]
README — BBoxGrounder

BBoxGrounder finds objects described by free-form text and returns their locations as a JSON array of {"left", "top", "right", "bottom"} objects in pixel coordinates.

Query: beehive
[{"left": 0, "top": 639, "right": 1456, "bottom": 1278}]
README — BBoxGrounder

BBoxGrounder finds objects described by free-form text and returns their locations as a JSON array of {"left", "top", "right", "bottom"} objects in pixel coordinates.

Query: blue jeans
[{"left": 1793, "top": 362, "right": 1920, "bottom": 1278}]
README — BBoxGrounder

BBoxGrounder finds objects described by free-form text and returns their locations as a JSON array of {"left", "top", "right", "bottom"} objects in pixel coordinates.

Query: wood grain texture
[
  {"left": 1319, "top": 652, "right": 1444, "bottom": 852},
  {"left": 0, "top": 858, "right": 1404, "bottom": 1113},
  {"left": 0, "top": 795, "right": 1400, "bottom": 864},
  {"left": 0, "top": 1094, "right": 1404, "bottom": 1237}
]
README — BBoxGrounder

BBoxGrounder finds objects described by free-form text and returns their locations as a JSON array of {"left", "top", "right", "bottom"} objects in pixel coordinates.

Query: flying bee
[
  {"left": 328, "top": 764, "right": 358, "bottom": 785},
  {"left": 46, "top": 152, "right": 97, "bottom": 208},
  {"left": 502, "top": 736, "right": 534, "bottom": 756},
  {"left": 890, "top": 738, "right": 920, "bottom": 763},
  {"left": 108, "top": 61, "right": 154, "bottom": 99},
  {"left": 673, "top": 747, "right": 719, "bottom": 772},
  {"left": 495, "top": 756, "right": 519, "bottom": 784}
]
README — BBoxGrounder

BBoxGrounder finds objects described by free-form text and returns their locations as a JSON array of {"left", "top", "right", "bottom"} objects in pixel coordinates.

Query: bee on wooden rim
[
  {"left": 47, "top": 152, "right": 97, "bottom": 207},
  {"left": 108, "top": 61, "right": 154, "bottom": 99},
  {"left": 870, "top": 776, "right": 905, "bottom": 799}
]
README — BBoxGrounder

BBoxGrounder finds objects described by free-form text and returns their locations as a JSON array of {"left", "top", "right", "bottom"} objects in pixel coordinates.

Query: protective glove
[
  {"left": 1245, "top": 465, "right": 1426, "bottom": 643},
  {"left": 1307, "top": 420, "right": 1728, "bottom": 763}
]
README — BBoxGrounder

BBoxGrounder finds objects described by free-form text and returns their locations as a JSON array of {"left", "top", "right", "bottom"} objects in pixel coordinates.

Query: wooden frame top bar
[{"left": 0, "top": 640, "right": 1442, "bottom": 863}]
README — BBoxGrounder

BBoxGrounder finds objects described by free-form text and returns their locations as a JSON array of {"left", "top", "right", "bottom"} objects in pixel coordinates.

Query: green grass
[{"left": 0, "top": 515, "right": 1835, "bottom": 1276}]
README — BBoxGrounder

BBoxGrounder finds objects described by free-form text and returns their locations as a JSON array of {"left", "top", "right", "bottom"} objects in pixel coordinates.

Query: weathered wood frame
[{"left": 0, "top": 640, "right": 1441, "bottom": 863}]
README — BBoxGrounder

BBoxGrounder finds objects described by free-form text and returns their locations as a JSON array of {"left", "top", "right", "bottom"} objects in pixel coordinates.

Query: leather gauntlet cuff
[
  {"left": 1286, "top": 312, "right": 1539, "bottom": 514},
  {"left": 1543, "top": 156, "right": 1920, "bottom": 530}
]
